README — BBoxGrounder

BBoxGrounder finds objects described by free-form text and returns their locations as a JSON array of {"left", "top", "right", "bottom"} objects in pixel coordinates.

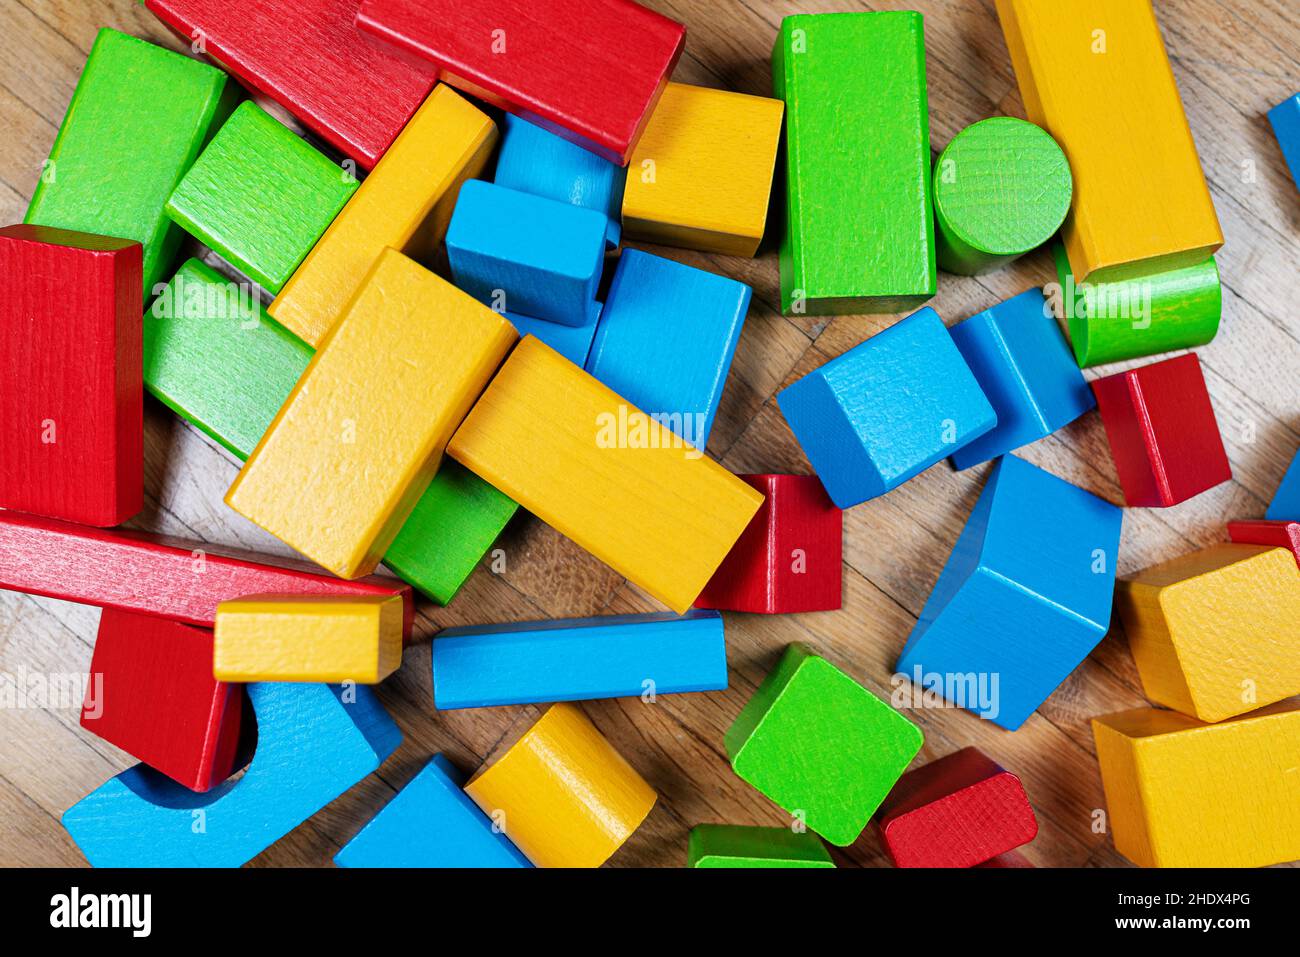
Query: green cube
[{"left": 687, "top": 825, "right": 835, "bottom": 868}]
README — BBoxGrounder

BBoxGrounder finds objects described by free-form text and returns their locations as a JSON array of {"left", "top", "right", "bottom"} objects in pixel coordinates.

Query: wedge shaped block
[
  {"left": 1270, "top": 93, "right": 1300, "bottom": 189},
  {"left": 1266, "top": 450, "right": 1300, "bottom": 520},
  {"left": 687, "top": 824, "right": 835, "bottom": 868}
]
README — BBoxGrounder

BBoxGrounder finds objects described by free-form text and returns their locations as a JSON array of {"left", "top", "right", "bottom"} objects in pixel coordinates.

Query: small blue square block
[
  {"left": 1267, "top": 449, "right": 1300, "bottom": 520},
  {"left": 506, "top": 308, "right": 599, "bottom": 368},
  {"left": 1268, "top": 93, "right": 1300, "bottom": 190}
]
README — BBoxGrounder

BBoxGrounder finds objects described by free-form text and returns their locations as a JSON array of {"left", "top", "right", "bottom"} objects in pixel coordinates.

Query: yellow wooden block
[
  {"left": 464, "top": 702, "right": 656, "bottom": 867},
  {"left": 269, "top": 85, "right": 497, "bottom": 346},
  {"left": 1092, "top": 702, "right": 1300, "bottom": 868},
  {"left": 226, "top": 248, "right": 517, "bottom": 579},
  {"left": 446, "top": 336, "right": 764, "bottom": 613},
  {"left": 996, "top": 0, "right": 1222, "bottom": 282},
  {"left": 213, "top": 594, "right": 404, "bottom": 683},
  {"left": 1118, "top": 544, "right": 1300, "bottom": 723},
  {"left": 622, "top": 82, "right": 784, "bottom": 258}
]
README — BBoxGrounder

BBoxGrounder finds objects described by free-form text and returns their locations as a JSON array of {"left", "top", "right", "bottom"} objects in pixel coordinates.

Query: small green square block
[
  {"left": 688, "top": 824, "right": 835, "bottom": 868},
  {"left": 725, "top": 643, "right": 923, "bottom": 846}
]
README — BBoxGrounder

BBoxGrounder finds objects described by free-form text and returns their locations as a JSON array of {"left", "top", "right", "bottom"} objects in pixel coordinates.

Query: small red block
[{"left": 1227, "top": 519, "right": 1300, "bottom": 568}]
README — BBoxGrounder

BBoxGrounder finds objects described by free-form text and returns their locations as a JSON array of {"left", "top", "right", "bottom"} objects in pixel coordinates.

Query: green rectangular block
[{"left": 687, "top": 824, "right": 835, "bottom": 868}]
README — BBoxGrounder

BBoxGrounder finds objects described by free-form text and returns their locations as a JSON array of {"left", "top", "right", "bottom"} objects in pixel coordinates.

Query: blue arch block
[{"left": 1267, "top": 450, "right": 1300, "bottom": 520}]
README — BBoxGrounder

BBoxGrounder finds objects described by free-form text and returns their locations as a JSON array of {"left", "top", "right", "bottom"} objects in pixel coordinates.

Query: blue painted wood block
[
  {"left": 62, "top": 682, "right": 401, "bottom": 867},
  {"left": 432, "top": 610, "right": 728, "bottom": 710},
  {"left": 776, "top": 306, "right": 996, "bottom": 508},
  {"left": 948, "top": 289, "right": 1095, "bottom": 470},
  {"left": 1268, "top": 93, "right": 1300, "bottom": 190},
  {"left": 1266, "top": 449, "right": 1300, "bottom": 520},
  {"left": 507, "top": 308, "right": 599, "bottom": 369},
  {"left": 896, "top": 454, "right": 1122, "bottom": 730},
  {"left": 446, "top": 180, "right": 606, "bottom": 326},
  {"left": 335, "top": 754, "right": 532, "bottom": 868}
]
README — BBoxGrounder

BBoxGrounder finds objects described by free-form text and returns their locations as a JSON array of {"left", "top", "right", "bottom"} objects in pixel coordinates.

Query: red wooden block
[
  {"left": 1091, "top": 353, "right": 1231, "bottom": 507},
  {"left": 1227, "top": 519, "right": 1300, "bottom": 568},
  {"left": 144, "top": 0, "right": 437, "bottom": 170},
  {"left": 356, "top": 0, "right": 685, "bottom": 164},
  {"left": 0, "top": 224, "right": 142, "bottom": 527},
  {"left": 975, "top": 849, "right": 1035, "bottom": 868},
  {"left": 875, "top": 747, "right": 1038, "bottom": 868}
]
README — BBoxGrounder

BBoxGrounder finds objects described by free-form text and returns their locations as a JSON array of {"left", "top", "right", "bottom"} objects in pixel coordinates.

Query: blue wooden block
[
  {"left": 62, "top": 683, "right": 400, "bottom": 867},
  {"left": 334, "top": 754, "right": 532, "bottom": 868},
  {"left": 432, "top": 610, "right": 728, "bottom": 710},
  {"left": 1268, "top": 93, "right": 1300, "bottom": 190},
  {"left": 776, "top": 307, "right": 996, "bottom": 508},
  {"left": 507, "top": 308, "right": 599, "bottom": 369},
  {"left": 896, "top": 454, "right": 1122, "bottom": 731},
  {"left": 948, "top": 289, "right": 1095, "bottom": 470},
  {"left": 585, "top": 250, "right": 750, "bottom": 450},
  {"left": 1266, "top": 449, "right": 1300, "bottom": 520},
  {"left": 446, "top": 180, "right": 606, "bottom": 326}
]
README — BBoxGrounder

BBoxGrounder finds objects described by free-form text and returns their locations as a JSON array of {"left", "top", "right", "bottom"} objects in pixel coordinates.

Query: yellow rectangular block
[
  {"left": 227, "top": 247, "right": 517, "bottom": 579},
  {"left": 1092, "top": 703, "right": 1300, "bottom": 868},
  {"left": 269, "top": 85, "right": 497, "bottom": 346},
  {"left": 447, "top": 336, "right": 764, "bottom": 613},
  {"left": 996, "top": 0, "right": 1222, "bottom": 282},
  {"left": 622, "top": 82, "right": 784, "bottom": 258}
]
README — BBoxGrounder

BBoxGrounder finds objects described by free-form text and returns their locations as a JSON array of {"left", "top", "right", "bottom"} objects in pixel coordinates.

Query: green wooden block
[
  {"left": 773, "top": 12, "right": 936, "bottom": 316},
  {"left": 25, "top": 28, "right": 237, "bottom": 294},
  {"left": 687, "top": 824, "right": 836, "bottom": 868},
  {"left": 164, "top": 101, "right": 358, "bottom": 293},
  {"left": 725, "top": 643, "right": 923, "bottom": 846}
]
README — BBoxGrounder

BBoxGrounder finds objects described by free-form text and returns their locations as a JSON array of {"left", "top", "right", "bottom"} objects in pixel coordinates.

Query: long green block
[
  {"left": 687, "top": 824, "right": 835, "bottom": 868},
  {"left": 773, "top": 12, "right": 936, "bottom": 316}
]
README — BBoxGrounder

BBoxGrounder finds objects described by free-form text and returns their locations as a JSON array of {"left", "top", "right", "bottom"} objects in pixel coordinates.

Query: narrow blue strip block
[
  {"left": 1266, "top": 449, "right": 1300, "bottom": 520},
  {"left": 507, "top": 308, "right": 599, "bottom": 369},
  {"left": 1268, "top": 93, "right": 1300, "bottom": 190}
]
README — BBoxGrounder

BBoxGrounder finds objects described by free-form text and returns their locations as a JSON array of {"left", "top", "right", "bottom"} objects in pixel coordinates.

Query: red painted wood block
[
  {"left": 1227, "top": 519, "right": 1300, "bottom": 568},
  {"left": 975, "top": 849, "right": 1035, "bottom": 868},
  {"left": 875, "top": 747, "right": 1038, "bottom": 868},
  {"left": 1091, "top": 353, "right": 1231, "bottom": 507},
  {"left": 0, "top": 224, "right": 142, "bottom": 526},
  {"left": 356, "top": 0, "right": 685, "bottom": 164},
  {"left": 695, "top": 475, "right": 842, "bottom": 613}
]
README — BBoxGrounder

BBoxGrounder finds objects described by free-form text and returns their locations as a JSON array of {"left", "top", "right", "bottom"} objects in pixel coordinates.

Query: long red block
[
  {"left": 1227, "top": 519, "right": 1300, "bottom": 568},
  {"left": 875, "top": 747, "right": 1038, "bottom": 868},
  {"left": 0, "top": 225, "right": 142, "bottom": 526},
  {"left": 356, "top": 0, "right": 685, "bottom": 164},
  {"left": 1091, "top": 353, "right": 1231, "bottom": 507}
]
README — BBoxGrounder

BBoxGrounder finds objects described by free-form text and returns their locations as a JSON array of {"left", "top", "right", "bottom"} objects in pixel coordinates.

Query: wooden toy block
[
  {"left": 948, "top": 288, "right": 1095, "bottom": 470},
  {"left": 776, "top": 307, "right": 995, "bottom": 508},
  {"left": 82, "top": 609, "right": 242, "bottom": 793},
  {"left": 773, "top": 12, "right": 935, "bottom": 315},
  {"left": 1092, "top": 703, "right": 1300, "bottom": 868},
  {"left": 897, "top": 455, "right": 1122, "bottom": 730},
  {"left": 505, "top": 310, "right": 599, "bottom": 369},
  {"left": 874, "top": 747, "right": 1038, "bottom": 868},
  {"left": 464, "top": 702, "right": 656, "bottom": 867},
  {"left": 687, "top": 825, "right": 835, "bottom": 869},
  {"left": 1266, "top": 449, "right": 1300, "bottom": 520},
  {"left": 996, "top": 0, "right": 1223, "bottom": 283},
  {"left": 1228, "top": 520, "right": 1300, "bottom": 568},
  {"left": 622, "top": 82, "right": 784, "bottom": 258},
  {"left": 144, "top": 0, "right": 436, "bottom": 171},
  {"left": 63, "top": 682, "right": 401, "bottom": 867},
  {"left": 432, "top": 610, "right": 727, "bottom": 709},
  {"left": 1270, "top": 93, "right": 1300, "bottom": 189},
  {"left": 695, "top": 474, "right": 842, "bottom": 614},
  {"left": 226, "top": 248, "right": 517, "bottom": 579},
  {"left": 976, "top": 849, "right": 1034, "bottom": 868},
  {"left": 725, "top": 643, "right": 924, "bottom": 847},
  {"left": 447, "top": 337, "right": 764, "bottom": 613},
  {"left": 0, "top": 225, "right": 143, "bottom": 527},
  {"left": 25, "top": 28, "right": 235, "bottom": 293},
  {"left": 585, "top": 249, "right": 751, "bottom": 449},
  {"left": 357, "top": 0, "right": 684, "bottom": 165},
  {"left": 1117, "top": 543, "right": 1300, "bottom": 723},
  {"left": 335, "top": 755, "right": 531, "bottom": 868},
  {"left": 1091, "top": 353, "right": 1231, "bottom": 507}
]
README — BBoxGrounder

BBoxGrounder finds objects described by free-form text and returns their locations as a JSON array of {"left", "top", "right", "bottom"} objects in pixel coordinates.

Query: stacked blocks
[
  {"left": 1266, "top": 449, "right": 1300, "bottom": 519},
  {"left": 687, "top": 825, "right": 835, "bottom": 868},
  {"left": 1270, "top": 93, "right": 1300, "bottom": 189}
]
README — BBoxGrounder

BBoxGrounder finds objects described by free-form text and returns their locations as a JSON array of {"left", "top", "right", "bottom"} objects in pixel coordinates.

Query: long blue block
[
  {"left": 1266, "top": 449, "right": 1300, "bottom": 520},
  {"left": 1268, "top": 93, "right": 1300, "bottom": 190},
  {"left": 62, "top": 683, "right": 401, "bottom": 867},
  {"left": 335, "top": 754, "right": 532, "bottom": 868},
  {"left": 776, "top": 306, "right": 996, "bottom": 508},
  {"left": 896, "top": 454, "right": 1122, "bottom": 731},
  {"left": 507, "top": 308, "right": 599, "bottom": 369},
  {"left": 432, "top": 610, "right": 728, "bottom": 710}
]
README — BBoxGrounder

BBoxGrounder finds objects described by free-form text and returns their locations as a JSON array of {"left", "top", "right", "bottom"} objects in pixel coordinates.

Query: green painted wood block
[
  {"left": 725, "top": 643, "right": 923, "bottom": 846},
  {"left": 687, "top": 824, "right": 835, "bottom": 868},
  {"left": 25, "top": 28, "right": 237, "bottom": 294},
  {"left": 165, "top": 101, "right": 358, "bottom": 293},
  {"left": 773, "top": 12, "right": 936, "bottom": 316}
]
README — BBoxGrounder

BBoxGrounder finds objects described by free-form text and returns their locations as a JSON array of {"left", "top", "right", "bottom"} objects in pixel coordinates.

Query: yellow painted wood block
[
  {"left": 464, "top": 702, "right": 656, "bottom": 867},
  {"left": 622, "top": 82, "right": 784, "bottom": 258},
  {"left": 1118, "top": 544, "right": 1300, "bottom": 723},
  {"left": 1092, "top": 703, "right": 1300, "bottom": 867},
  {"left": 269, "top": 85, "right": 497, "bottom": 346},
  {"left": 996, "top": 0, "right": 1222, "bottom": 282},
  {"left": 226, "top": 248, "right": 517, "bottom": 579},
  {"left": 446, "top": 336, "right": 764, "bottom": 613},
  {"left": 213, "top": 594, "right": 404, "bottom": 683}
]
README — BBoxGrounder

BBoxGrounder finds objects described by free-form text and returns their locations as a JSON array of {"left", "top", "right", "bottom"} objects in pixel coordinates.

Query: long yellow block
[
  {"left": 227, "top": 248, "right": 517, "bottom": 579},
  {"left": 996, "top": 0, "right": 1222, "bottom": 282},
  {"left": 464, "top": 703, "right": 657, "bottom": 868},
  {"left": 213, "top": 594, "right": 404, "bottom": 683},
  {"left": 446, "top": 336, "right": 764, "bottom": 612},
  {"left": 269, "top": 85, "right": 497, "bottom": 346},
  {"left": 1118, "top": 544, "right": 1300, "bottom": 723},
  {"left": 1092, "top": 703, "right": 1300, "bottom": 868}
]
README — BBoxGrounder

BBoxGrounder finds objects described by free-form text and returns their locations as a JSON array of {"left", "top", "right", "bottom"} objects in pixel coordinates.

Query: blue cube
[
  {"left": 1268, "top": 93, "right": 1300, "bottom": 190},
  {"left": 1267, "top": 449, "right": 1300, "bottom": 520}
]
